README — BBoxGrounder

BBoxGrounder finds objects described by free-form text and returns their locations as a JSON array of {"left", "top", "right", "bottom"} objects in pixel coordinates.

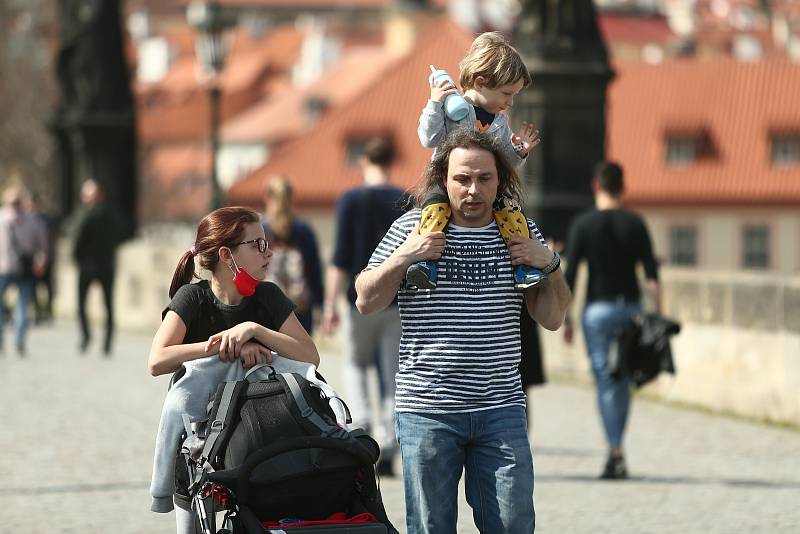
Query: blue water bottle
[{"left": 429, "top": 65, "right": 470, "bottom": 121}]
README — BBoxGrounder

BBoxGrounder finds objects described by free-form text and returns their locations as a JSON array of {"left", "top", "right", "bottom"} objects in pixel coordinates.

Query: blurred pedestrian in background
[
  {"left": 0, "top": 185, "right": 48, "bottom": 356},
  {"left": 322, "top": 136, "right": 409, "bottom": 476},
  {"left": 27, "top": 191, "right": 57, "bottom": 324},
  {"left": 261, "top": 175, "right": 324, "bottom": 335},
  {"left": 563, "top": 161, "right": 661, "bottom": 479},
  {"left": 72, "top": 178, "right": 127, "bottom": 356}
]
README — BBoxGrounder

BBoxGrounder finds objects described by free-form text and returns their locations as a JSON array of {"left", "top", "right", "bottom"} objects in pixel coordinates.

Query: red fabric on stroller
[{"left": 263, "top": 512, "right": 378, "bottom": 528}]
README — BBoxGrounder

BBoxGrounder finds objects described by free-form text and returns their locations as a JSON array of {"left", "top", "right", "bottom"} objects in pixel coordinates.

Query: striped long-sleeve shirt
[{"left": 365, "top": 209, "right": 546, "bottom": 414}]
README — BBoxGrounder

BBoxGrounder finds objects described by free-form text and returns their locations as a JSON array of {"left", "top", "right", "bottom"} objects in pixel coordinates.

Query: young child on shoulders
[{"left": 411, "top": 31, "right": 545, "bottom": 290}]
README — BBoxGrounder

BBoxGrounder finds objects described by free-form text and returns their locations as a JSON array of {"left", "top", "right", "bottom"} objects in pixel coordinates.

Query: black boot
[{"left": 599, "top": 454, "right": 628, "bottom": 480}]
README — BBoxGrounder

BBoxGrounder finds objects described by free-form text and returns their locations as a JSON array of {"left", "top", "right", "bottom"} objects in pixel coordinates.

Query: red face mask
[{"left": 229, "top": 256, "right": 259, "bottom": 297}]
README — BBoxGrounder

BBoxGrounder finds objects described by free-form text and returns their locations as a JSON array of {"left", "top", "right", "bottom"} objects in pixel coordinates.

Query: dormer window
[
  {"left": 346, "top": 138, "right": 371, "bottom": 167},
  {"left": 665, "top": 136, "right": 698, "bottom": 165},
  {"left": 771, "top": 135, "right": 800, "bottom": 166},
  {"left": 664, "top": 127, "right": 715, "bottom": 167}
]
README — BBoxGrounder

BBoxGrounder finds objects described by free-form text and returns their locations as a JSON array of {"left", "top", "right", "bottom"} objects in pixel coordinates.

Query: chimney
[
  {"left": 293, "top": 15, "right": 341, "bottom": 86},
  {"left": 304, "top": 95, "right": 328, "bottom": 125},
  {"left": 384, "top": 0, "right": 430, "bottom": 56}
]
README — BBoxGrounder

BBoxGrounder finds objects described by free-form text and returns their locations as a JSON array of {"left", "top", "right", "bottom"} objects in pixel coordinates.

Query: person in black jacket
[
  {"left": 563, "top": 161, "right": 661, "bottom": 479},
  {"left": 72, "top": 179, "right": 128, "bottom": 355}
]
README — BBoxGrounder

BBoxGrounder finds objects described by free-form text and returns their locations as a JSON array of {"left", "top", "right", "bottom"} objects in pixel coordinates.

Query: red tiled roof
[
  {"left": 136, "top": 25, "right": 303, "bottom": 94},
  {"left": 136, "top": 25, "right": 304, "bottom": 143},
  {"left": 221, "top": 47, "right": 395, "bottom": 143},
  {"left": 608, "top": 58, "right": 800, "bottom": 205},
  {"left": 177, "top": 0, "right": 448, "bottom": 8},
  {"left": 598, "top": 12, "right": 675, "bottom": 44},
  {"left": 228, "top": 17, "right": 472, "bottom": 206}
]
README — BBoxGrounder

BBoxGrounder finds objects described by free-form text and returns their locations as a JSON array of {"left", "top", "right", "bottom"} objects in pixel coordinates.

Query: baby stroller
[{"left": 175, "top": 365, "right": 398, "bottom": 534}]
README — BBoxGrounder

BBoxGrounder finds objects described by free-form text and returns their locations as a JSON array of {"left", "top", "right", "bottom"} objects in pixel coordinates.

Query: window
[
  {"left": 670, "top": 225, "right": 697, "bottom": 266},
  {"left": 666, "top": 136, "right": 698, "bottom": 165},
  {"left": 771, "top": 135, "right": 800, "bottom": 166},
  {"left": 742, "top": 225, "right": 770, "bottom": 269},
  {"left": 345, "top": 139, "right": 368, "bottom": 167}
]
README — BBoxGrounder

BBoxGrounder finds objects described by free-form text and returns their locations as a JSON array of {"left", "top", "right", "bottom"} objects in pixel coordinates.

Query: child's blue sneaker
[
  {"left": 406, "top": 261, "right": 437, "bottom": 290},
  {"left": 514, "top": 265, "right": 547, "bottom": 290}
]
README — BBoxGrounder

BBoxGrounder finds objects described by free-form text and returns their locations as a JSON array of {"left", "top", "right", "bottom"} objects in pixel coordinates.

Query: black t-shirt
[
  {"left": 164, "top": 280, "right": 296, "bottom": 342},
  {"left": 473, "top": 105, "right": 495, "bottom": 131},
  {"left": 331, "top": 184, "right": 410, "bottom": 304},
  {"left": 564, "top": 208, "right": 659, "bottom": 304},
  {"left": 72, "top": 204, "right": 128, "bottom": 269}
]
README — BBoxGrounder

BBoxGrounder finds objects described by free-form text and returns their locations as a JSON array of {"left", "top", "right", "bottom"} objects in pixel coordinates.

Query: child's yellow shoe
[
  {"left": 406, "top": 192, "right": 450, "bottom": 290},
  {"left": 493, "top": 192, "right": 548, "bottom": 289}
]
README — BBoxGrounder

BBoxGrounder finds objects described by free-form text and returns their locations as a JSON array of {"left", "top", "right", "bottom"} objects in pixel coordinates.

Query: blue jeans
[
  {"left": 581, "top": 300, "right": 640, "bottom": 450},
  {"left": 396, "top": 406, "right": 534, "bottom": 534},
  {"left": 0, "top": 273, "right": 34, "bottom": 350}
]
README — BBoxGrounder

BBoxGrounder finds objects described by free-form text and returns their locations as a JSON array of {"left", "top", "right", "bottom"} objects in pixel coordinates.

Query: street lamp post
[{"left": 187, "top": 1, "right": 234, "bottom": 210}]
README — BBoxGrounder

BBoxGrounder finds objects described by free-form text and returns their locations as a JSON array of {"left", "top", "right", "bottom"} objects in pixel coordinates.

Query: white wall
[{"left": 640, "top": 206, "right": 800, "bottom": 274}]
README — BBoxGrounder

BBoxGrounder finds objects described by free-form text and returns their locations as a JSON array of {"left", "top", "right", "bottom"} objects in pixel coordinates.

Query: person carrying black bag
[
  {"left": 0, "top": 186, "right": 48, "bottom": 356},
  {"left": 562, "top": 161, "right": 661, "bottom": 480}
]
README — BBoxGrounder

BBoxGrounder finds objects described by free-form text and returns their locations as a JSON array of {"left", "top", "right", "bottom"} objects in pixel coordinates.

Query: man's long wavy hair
[{"left": 412, "top": 129, "right": 524, "bottom": 208}]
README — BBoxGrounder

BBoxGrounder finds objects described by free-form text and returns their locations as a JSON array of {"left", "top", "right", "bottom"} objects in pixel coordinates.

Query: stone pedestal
[{"left": 513, "top": 0, "right": 613, "bottom": 243}]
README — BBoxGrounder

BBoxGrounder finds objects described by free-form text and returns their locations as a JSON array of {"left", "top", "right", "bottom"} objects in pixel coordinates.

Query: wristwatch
[{"left": 541, "top": 251, "right": 561, "bottom": 275}]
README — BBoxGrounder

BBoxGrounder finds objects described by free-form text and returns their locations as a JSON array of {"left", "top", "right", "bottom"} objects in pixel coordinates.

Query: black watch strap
[{"left": 542, "top": 251, "right": 561, "bottom": 275}]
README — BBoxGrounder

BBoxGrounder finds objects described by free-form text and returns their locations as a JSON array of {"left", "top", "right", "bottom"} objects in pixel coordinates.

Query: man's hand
[
  {"left": 354, "top": 219, "right": 446, "bottom": 316},
  {"left": 511, "top": 122, "right": 541, "bottom": 156},
  {"left": 508, "top": 236, "right": 552, "bottom": 269},
  {"left": 397, "top": 220, "right": 446, "bottom": 266}
]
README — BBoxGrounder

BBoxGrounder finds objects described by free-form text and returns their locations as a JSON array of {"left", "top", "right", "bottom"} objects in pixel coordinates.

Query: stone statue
[
  {"left": 516, "top": 0, "right": 606, "bottom": 59},
  {"left": 53, "top": 0, "right": 136, "bottom": 235}
]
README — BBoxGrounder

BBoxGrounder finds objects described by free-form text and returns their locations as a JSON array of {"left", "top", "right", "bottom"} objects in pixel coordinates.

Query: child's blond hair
[{"left": 459, "top": 31, "right": 532, "bottom": 90}]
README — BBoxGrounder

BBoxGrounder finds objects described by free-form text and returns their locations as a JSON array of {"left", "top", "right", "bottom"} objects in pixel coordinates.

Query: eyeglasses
[{"left": 233, "top": 237, "right": 268, "bottom": 253}]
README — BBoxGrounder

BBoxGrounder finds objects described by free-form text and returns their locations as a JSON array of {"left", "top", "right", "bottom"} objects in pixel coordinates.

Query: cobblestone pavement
[{"left": 1, "top": 322, "right": 798, "bottom": 533}]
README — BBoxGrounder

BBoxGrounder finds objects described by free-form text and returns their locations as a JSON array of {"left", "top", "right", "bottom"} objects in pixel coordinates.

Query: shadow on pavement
[
  {"left": 0, "top": 481, "right": 149, "bottom": 495},
  {"left": 536, "top": 473, "right": 800, "bottom": 490},
  {"left": 533, "top": 446, "right": 599, "bottom": 457}
]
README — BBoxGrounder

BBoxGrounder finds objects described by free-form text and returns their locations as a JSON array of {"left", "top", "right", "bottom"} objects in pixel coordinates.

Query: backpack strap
[
  {"left": 244, "top": 362, "right": 275, "bottom": 381},
  {"left": 181, "top": 413, "right": 194, "bottom": 437},
  {"left": 194, "top": 380, "right": 239, "bottom": 484},
  {"left": 282, "top": 373, "right": 348, "bottom": 439}
]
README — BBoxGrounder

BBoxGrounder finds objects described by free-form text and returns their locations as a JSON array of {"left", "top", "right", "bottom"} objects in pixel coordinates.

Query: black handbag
[{"left": 608, "top": 313, "right": 681, "bottom": 387}]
